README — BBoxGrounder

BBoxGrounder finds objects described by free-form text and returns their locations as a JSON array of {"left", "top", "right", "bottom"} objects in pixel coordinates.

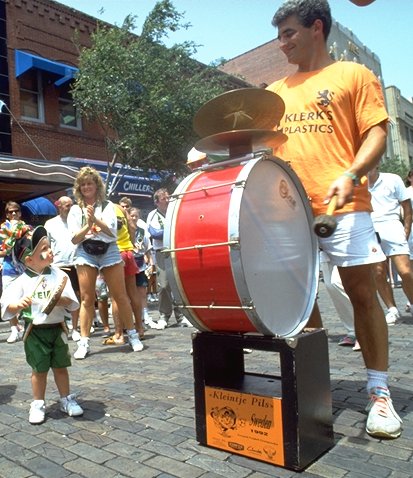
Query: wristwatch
[{"left": 342, "top": 171, "right": 360, "bottom": 186}]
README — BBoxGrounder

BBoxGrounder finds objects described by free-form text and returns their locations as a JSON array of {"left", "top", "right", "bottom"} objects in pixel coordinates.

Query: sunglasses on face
[{"left": 6, "top": 210, "right": 20, "bottom": 214}]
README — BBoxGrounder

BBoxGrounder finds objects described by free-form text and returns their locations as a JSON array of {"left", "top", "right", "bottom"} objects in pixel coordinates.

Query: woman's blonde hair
[{"left": 73, "top": 166, "right": 106, "bottom": 207}]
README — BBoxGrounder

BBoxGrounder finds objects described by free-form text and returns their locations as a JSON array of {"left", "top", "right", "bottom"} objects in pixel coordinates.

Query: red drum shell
[{"left": 164, "top": 156, "right": 318, "bottom": 337}]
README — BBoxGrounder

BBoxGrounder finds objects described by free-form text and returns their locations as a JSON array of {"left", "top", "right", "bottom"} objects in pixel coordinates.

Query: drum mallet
[{"left": 313, "top": 195, "right": 338, "bottom": 238}]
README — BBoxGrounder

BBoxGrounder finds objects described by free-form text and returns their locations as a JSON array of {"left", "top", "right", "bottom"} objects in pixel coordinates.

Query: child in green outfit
[{"left": 0, "top": 226, "right": 83, "bottom": 424}]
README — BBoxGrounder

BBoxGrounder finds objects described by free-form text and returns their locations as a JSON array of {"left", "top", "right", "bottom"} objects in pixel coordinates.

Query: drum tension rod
[
  {"left": 170, "top": 180, "right": 246, "bottom": 199},
  {"left": 178, "top": 304, "right": 255, "bottom": 311},
  {"left": 162, "top": 240, "right": 240, "bottom": 254}
]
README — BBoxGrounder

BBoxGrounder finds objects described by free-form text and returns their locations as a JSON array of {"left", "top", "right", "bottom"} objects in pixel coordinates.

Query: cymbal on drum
[
  {"left": 195, "top": 129, "right": 288, "bottom": 157},
  {"left": 193, "top": 88, "right": 285, "bottom": 138}
]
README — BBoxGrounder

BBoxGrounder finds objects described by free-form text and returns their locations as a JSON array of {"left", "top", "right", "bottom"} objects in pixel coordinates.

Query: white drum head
[{"left": 229, "top": 157, "right": 318, "bottom": 337}]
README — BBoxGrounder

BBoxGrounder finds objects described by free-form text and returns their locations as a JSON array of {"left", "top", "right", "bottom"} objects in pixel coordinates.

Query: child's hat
[{"left": 13, "top": 226, "right": 47, "bottom": 263}]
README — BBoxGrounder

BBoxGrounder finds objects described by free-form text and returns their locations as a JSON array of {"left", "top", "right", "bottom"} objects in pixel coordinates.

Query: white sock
[{"left": 367, "top": 369, "right": 388, "bottom": 394}]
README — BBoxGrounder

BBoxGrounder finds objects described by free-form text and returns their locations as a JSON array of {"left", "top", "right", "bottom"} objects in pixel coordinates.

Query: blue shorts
[
  {"left": 319, "top": 212, "right": 386, "bottom": 267},
  {"left": 136, "top": 270, "right": 149, "bottom": 288},
  {"left": 74, "top": 241, "right": 123, "bottom": 270}
]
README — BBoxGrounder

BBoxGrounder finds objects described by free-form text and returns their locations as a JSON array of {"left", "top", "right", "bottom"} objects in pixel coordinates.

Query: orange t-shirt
[{"left": 267, "top": 61, "right": 388, "bottom": 216}]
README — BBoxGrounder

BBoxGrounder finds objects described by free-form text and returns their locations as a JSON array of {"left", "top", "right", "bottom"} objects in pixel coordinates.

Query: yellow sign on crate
[{"left": 204, "top": 386, "right": 285, "bottom": 466}]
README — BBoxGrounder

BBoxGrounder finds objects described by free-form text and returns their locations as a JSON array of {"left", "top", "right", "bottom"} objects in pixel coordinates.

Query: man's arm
[
  {"left": 326, "top": 121, "right": 387, "bottom": 207},
  {"left": 400, "top": 199, "right": 412, "bottom": 240}
]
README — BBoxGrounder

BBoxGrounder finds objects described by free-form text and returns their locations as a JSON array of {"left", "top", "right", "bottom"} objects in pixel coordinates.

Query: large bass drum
[{"left": 164, "top": 155, "right": 319, "bottom": 337}]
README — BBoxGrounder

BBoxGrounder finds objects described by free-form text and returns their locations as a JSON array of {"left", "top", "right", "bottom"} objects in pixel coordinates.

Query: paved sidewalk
[{"left": 0, "top": 284, "right": 412, "bottom": 478}]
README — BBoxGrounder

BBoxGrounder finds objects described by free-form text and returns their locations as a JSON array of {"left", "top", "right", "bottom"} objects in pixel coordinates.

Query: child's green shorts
[{"left": 24, "top": 325, "right": 71, "bottom": 373}]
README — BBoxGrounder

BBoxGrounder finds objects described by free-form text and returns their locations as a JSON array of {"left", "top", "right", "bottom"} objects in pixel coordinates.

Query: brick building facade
[
  {"left": 219, "top": 39, "right": 295, "bottom": 88},
  {"left": 1, "top": 0, "right": 108, "bottom": 162}
]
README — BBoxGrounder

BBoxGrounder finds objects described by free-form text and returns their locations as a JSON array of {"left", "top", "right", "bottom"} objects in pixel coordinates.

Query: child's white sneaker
[
  {"left": 29, "top": 400, "right": 46, "bottom": 424},
  {"left": 60, "top": 394, "right": 84, "bottom": 417}
]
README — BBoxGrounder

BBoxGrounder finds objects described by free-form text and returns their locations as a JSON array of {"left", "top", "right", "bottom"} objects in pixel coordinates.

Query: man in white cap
[{"left": 186, "top": 147, "right": 208, "bottom": 171}]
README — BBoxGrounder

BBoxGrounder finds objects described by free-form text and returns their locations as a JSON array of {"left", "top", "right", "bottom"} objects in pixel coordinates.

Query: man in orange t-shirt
[{"left": 269, "top": 0, "right": 401, "bottom": 440}]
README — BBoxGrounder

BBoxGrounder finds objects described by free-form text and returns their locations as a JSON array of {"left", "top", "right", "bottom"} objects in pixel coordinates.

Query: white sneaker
[
  {"left": 60, "top": 394, "right": 84, "bottom": 417},
  {"left": 128, "top": 332, "right": 144, "bottom": 352},
  {"left": 179, "top": 317, "right": 193, "bottom": 328},
  {"left": 143, "top": 310, "right": 160, "bottom": 329},
  {"left": 405, "top": 302, "right": 411, "bottom": 313},
  {"left": 366, "top": 387, "right": 402, "bottom": 438},
  {"left": 29, "top": 400, "right": 46, "bottom": 424},
  {"left": 7, "top": 326, "right": 23, "bottom": 343},
  {"left": 71, "top": 329, "right": 81, "bottom": 342},
  {"left": 156, "top": 318, "right": 168, "bottom": 330},
  {"left": 385, "top": 307, "right": 400, "bottom": 325},
  {"left": 146, "top": 319, "right": 161, "bottom": 329},
  {"left": 74, "top": 339, "right": 90, "bottom": 360}
]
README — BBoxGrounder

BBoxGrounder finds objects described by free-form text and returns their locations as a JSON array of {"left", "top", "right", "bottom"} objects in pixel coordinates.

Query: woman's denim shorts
[{"left": 74, "top": 241, "right": 123, "bottom": 270}]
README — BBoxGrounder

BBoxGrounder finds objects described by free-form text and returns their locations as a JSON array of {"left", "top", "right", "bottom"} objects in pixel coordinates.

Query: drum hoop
[
  {"left": 164, "top": 171, "right": 210, "bottom": 331},
  {"left": 228, "top": 156, "right": 319, "bottom": 337}
]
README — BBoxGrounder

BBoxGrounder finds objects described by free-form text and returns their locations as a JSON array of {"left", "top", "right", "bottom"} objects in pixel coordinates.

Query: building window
[
  {"left": 405, "top": 125, "right": 413, "bottom": 144},
  {"left": 20, "top": 71, "right": 44, "bottom": 122},
  {"left": 58, "top": 83, "right": 81, "bottom": 129}
]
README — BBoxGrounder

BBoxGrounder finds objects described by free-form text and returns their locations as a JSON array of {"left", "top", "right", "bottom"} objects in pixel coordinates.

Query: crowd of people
[{"left": 0, "top": 168, "right": 193, "bottom": 423}]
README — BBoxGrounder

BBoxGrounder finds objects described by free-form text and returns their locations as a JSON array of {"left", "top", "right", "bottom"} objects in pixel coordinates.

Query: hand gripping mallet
[{"left": 313, "top": 195, "right": 338, "bottom": 238}]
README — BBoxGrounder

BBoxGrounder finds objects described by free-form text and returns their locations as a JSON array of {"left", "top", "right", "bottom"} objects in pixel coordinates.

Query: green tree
[{"left": 71, "top": 0, "right": 226, "bottom": 175}]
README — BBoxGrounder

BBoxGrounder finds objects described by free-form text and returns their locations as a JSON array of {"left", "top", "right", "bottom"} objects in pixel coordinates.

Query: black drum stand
[{"left": 192, "top": 329, "right": 334, "bottom": 471}]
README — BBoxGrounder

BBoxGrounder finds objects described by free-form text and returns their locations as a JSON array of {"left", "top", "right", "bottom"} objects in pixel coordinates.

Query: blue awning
[
  {"left": 21, "top": 197, "right": 57, "bottom": 216},
  {"left": 15, "top": 50, "right": 78, "bottom": 86}
]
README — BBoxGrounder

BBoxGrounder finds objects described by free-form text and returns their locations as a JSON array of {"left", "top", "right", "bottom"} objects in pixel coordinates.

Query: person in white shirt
[
  {"left": 0, "top": 226, "right": 82, "bottom": 424},
  {"left": 320, "top": 251, "right": 360, "bottom": 351},
  {"left": 67, "top": 167, "right": 143, "bottom": 359},
  {"left": 368, "top": 167, "right": 413, "bottom": 325},
  {"left": 44, "top": 196, "right": 81, "bottom": 341},
  {"left": 147, "top": 188, "right": 191, "bottom": 329}
]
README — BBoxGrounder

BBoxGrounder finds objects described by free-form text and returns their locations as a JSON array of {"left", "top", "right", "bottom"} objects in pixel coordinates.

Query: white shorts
[
  {"left": 374, "top": 220, "right": 410, "bottom": 257},
  {"left": 408, "top": 232, "right": 413, "bottom": 260},
  {"left": 319, "top": 212, "right": 385, "bottom": 267}
]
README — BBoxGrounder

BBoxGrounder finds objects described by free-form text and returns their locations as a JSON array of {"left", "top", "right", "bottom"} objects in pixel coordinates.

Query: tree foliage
[{"left": 71, "top": 1, "right": 226, "bottom": 174}]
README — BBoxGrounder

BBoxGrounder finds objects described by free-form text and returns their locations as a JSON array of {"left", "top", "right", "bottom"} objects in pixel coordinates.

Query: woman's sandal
[
  {"left": 102, "top": 329, "right": 111, "bottom": 338},
  {"left": 102, "top": 335, "right": 125, "bottom": 345}
]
